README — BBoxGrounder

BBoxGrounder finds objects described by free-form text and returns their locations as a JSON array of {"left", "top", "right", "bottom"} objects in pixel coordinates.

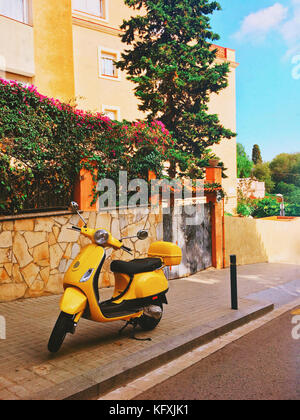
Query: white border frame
[
  {"left": 102, "top": 105, "right": 121, "bottom": 121},
  {"left": 23, "top": 0, "right": 29, "bottom": 23},
  {"left": 98, "top": 46, "right": 121, "bottom": 81},
  {"left": 72, "top": 0, "right": 109, "bottom": 24},
  {"left": 0, "top": 0, "right": 29, "bottom": 24}
]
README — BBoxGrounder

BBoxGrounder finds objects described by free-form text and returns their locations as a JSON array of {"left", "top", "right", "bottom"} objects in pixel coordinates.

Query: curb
[
  {"left": 28, "top": 300, "right": 274, "bottom": 400},
  {"left": 99, "top": 297, "right": 300, "bottom": 400}
]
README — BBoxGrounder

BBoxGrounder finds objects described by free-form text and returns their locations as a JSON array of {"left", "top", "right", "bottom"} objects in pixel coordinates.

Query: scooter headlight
[{"left": 94, "top": 229, "right": 109, "bottom": 246}]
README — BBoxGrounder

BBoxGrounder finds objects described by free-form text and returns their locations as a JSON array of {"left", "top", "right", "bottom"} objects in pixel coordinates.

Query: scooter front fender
[{"left": 60, "top": 287, "right": 87, "bottom": 316}]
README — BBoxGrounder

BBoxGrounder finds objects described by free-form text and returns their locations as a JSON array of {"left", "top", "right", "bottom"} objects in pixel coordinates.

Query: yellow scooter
[{"left": 48, "top": 202, "right": 182, "bottom": 353}]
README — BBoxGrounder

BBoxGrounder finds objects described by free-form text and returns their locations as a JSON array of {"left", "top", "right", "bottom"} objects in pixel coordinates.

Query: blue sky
[{"left": 210, "top": 0, "right": 300, "bottom": 162}]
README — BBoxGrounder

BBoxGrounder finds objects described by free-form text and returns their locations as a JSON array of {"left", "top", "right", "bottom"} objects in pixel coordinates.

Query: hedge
[{"left": 0, "top": 79, "right": 174, "bottom": 214}]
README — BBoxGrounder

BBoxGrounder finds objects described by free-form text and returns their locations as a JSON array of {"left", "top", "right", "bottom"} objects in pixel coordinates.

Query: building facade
[{"left": 0, "top": 0, "right": 238, "bottom": 211}]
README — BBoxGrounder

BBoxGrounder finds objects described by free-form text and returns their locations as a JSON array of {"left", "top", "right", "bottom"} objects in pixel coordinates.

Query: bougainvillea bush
[{"left": 0, "top": 79, "right": 174, "bottom": 214}]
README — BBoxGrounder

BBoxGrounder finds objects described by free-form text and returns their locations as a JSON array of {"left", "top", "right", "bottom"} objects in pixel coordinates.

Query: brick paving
[{"left": 0, "top": 263, "right": 299, "bottom": 400}]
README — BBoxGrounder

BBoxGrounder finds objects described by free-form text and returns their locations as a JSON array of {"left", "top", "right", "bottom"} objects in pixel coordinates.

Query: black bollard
[{"left": 230, "top": 255, "right": 238, "bottom": 310}]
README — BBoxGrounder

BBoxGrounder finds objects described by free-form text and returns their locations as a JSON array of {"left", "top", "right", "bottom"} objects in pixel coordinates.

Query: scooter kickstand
[
  {"left": 118, "top": 319, "right": 152, "bottom": 342},
  {"left": 118, "top": 320, "right": 132, "bottom": 336}
]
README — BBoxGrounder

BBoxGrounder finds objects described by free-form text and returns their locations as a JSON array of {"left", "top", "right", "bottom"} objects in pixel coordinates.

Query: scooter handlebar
[
  {"left": 71, "top": 226, "right": 82, "bottom": 232},
  {"left": 68, "top": 226, "right": 129, "bottom": 252},
  {"left": 121, "top": 245, "right": 133, "bottom": 255}
]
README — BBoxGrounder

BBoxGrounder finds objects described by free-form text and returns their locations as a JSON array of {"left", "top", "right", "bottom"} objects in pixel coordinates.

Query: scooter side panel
[
  {"left": 133, "top": 270, "right": 168, "bottom": 299},
  {"left": 112, "top": 270, "right": 168, "bottom": 304}
]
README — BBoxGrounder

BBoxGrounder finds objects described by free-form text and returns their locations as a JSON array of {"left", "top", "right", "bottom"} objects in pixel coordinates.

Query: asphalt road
[{"left": 133, "top": 309, "right": 300, "bottom": 400}]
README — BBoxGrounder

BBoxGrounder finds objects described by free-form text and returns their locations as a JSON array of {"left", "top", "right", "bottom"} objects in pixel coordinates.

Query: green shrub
[
  {"left": 251, "top": 196, "right": 299, "bottom": 218},
  {"left": 0, "top": 79, "right": 175, "bottom": 214},
  {"left": 285, "top": 202, "right": 300, "bottom": 217},
  {"left": 236, "top": 201, "right": 254, "bottom": 217},
  {"left": 251, "top": 197, "right": 280, "bottom": 218},
  {"left": 236, "top": 195, "right": 300, "bottom": 218}
]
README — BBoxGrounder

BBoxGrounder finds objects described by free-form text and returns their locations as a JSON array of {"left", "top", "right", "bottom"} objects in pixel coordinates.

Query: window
[
  {"left": 98, "top": 48, "right": 120, "bottom": 81},
  {"left": 102, "top": 105, "right": 120, "bottom": 121},
  {"left": 101, "top": 52, "right": 117, "bottom": 77},
  {"left": 103, "top": 109, "right": 117, "bottom": 120},
  {"left": 72, "top": 0, "right": 105, "bottom": 19},
  {"left": 0, "top": 0, "right": 27, "bottom": 23}
]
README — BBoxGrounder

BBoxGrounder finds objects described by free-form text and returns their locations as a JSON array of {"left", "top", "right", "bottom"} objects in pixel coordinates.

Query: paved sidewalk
[
  {"left": 100, "top": 298, "right": 300, "bottom": 401},
  {"left": 0, "top": 263, "right": 299, "bottom": 400}
]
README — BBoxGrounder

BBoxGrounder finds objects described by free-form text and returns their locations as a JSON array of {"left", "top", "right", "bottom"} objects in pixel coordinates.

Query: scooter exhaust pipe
[{"left": 143, "top": 305, "right": 163, "bottom": 320}]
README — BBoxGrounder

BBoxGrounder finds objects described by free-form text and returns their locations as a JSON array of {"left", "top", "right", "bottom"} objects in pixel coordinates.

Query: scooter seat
[{"left": 111, "top": 258, "right": 162, "bottom": 276}]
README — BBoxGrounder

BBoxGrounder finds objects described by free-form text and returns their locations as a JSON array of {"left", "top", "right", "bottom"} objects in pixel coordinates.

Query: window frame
[
  {"left": 0, "top": 0, "right": 29, "bottom": 24},
  {"left": 72, "top": 0, "right": 108, "bottom": 23},
  {"left": 98, "top": 47, "right": 121, "bottom": 81},
  {"left": 102, "top": 105, "right": 121, "bottom": 121}
]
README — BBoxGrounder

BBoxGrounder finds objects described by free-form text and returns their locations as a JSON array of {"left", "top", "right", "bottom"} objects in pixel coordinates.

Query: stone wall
[
  {"left": 237, "top": 178, "right": 265, "bottom": 199},
  {"left": 0, "top": 208, "right": 163, "bottom": 302}
]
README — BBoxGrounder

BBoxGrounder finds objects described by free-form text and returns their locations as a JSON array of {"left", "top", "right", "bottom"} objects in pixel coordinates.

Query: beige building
[{"left": 0, "top": 0, "right": 239, "bottom": 211}]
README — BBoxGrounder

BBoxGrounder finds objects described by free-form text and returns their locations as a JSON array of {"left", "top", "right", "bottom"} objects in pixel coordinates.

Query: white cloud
[
  {"left": 233, "top": 1, "right": 300, "bottom": 58},
  {"left": 280, "top": 0, "right": 300, "bottom": 56},
  {"left": 233, "top": 3, "right": 288, "bottom": 41}
]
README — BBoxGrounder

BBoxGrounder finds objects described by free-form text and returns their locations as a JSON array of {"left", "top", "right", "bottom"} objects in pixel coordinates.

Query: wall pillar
[
  {"left": 205, "top": 167, "right": 224, "bottom": 269},
  {"left": 31, "top": 0, "right": 75, "bottom": 102},
  {"left": 74, "top": 163, "right": 98, "bottom": 212},
  {"left": 206, "top": 166, "right": 222, "bottom": 185}
]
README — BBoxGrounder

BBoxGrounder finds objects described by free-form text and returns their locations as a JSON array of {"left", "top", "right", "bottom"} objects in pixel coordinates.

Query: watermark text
[
  {"left": 291, "top": 309, "right": 300, "bottom": 340},
  {"left": 291, "top": 55, "right": 300, "bottom": 80},
  {"left": 0, "top": 315, "right": 6, "bottom": 340}
]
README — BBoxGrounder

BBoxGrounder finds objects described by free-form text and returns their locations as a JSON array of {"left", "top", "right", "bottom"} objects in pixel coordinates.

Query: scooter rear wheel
[
  {"left": 48, "top": 312, "right": 74, "bottom": 353},
  {"left": 138, "top": 304, "right": 163, "bottom": 331}
]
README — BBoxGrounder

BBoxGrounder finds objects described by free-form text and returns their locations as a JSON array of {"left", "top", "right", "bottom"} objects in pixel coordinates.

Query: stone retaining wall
[{"left": 0, "top": 208, "right": 163, "bottom": 302}]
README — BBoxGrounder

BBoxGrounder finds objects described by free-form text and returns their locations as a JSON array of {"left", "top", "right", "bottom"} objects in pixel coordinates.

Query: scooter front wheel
[{"left": 48, "top": 312, "right": 75, "bottom": 353}]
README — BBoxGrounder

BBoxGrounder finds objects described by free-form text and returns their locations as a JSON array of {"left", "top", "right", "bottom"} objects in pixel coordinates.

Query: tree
[
  {"left": 269, "top": 153, "right": 300, "bottom": 210},
  {"left": 252, "top": 162, "right": 274, "bottom": 193},
  {"left": 237, "top": 143, "right": 253, "bottom": 178},
  {"left": 269, "top": 153, "right": 300, "bottom": 186},
  {"left": 252, "top": 144, "right": 262, "bottom": 165},
  {"left": 117, "top": 0, "right": 236, "bottom": 178}
]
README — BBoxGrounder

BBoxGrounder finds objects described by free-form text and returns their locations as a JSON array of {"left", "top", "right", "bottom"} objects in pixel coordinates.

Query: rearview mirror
[
  {"left": 71, "top": 201, "right": 79, "bottom": 212},
  {"left": 137, "top": 230, "right": 148, "bottom": 240},
  {"left": 70, "top": 201, "right": 87, "bottom": 227}
]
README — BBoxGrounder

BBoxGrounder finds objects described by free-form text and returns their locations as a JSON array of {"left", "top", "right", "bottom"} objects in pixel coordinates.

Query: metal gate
[{"left": 163, "top": 202, "right": 212, "bottom": 280}]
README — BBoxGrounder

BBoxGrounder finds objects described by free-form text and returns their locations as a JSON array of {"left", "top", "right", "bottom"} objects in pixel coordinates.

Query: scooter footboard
[{"left": 60, "top": 287, "right": 87, "bottom": 316}]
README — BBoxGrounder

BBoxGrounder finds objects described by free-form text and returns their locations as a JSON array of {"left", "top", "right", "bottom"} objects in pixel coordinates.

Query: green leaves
[
  {"left": 237, "top": 143, "right": 253, "bottom": 178},
  {"left": 117, "top": 0, "right": 236, "bottom": 178},
  {"left": 0, "top": 79, "right": 174, "bottom": 214}
]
